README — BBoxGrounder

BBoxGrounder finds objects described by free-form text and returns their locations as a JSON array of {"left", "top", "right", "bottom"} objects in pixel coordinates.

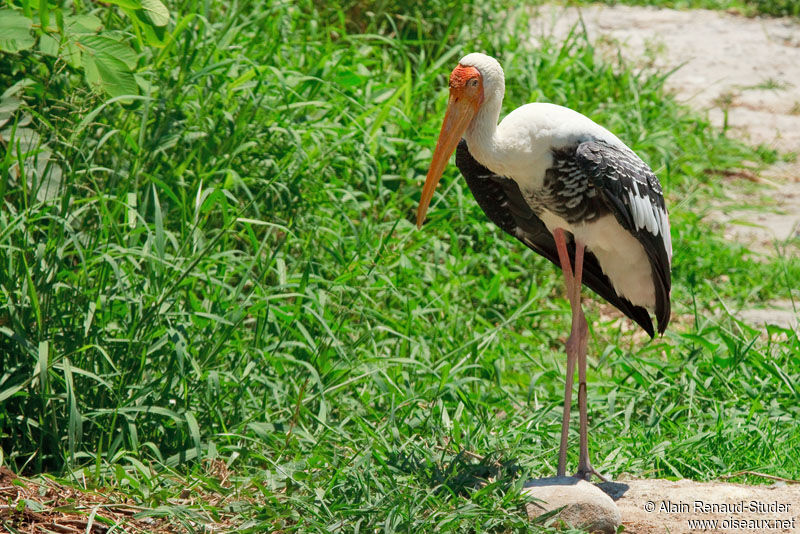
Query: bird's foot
[{"left": 574, "top": 463, "right": 609, "bottom": 482}]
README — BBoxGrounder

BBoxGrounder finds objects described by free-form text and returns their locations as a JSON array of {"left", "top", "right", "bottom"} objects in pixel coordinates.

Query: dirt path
[
  {"left": 533, "top": 4, "right": 799, "bottom": 330},
  {"left": 533, "top": 4, "right": 800, "bottom": 152},
  {"left": 603, "top": 477, "right": 800, "bottom": 533}
]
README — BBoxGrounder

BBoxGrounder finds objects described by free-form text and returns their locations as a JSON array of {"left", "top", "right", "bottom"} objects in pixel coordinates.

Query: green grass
[{"left": 1, "top": 0, "right": 799, "bottom": 531}]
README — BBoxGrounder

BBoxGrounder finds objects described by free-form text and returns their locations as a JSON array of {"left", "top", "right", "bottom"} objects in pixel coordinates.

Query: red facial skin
[{"left": 417, "top": 65, "right": 484, "bottom": 228}]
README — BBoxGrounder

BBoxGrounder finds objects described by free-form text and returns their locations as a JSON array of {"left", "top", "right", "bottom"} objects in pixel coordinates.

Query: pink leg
[
  {"left": 552, "top": 228, "right": 605, "bottom": 481},
  {"left": 572, "top": 242, "right": 606, "bottom": 482},
  {"left": 553, "top": 228, "right": 577, "bottom": 477}
]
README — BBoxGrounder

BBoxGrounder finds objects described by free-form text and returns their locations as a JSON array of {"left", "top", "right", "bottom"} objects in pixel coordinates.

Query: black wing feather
[
  {"left": 575, "top": 140, "right": 671, "bottom": 334},
  {"left": 455, "top": 140, "right": 656, "bottom": 338}
]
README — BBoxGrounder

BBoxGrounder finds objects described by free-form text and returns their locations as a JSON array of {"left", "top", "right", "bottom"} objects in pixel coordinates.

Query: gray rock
[{"left": 523, "top": 476, "right": 621, "bottom": 534}]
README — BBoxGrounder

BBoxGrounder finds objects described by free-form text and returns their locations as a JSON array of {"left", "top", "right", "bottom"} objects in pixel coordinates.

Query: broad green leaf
[
  {"left": 136, "top": 16, "right": 168, "bottom": 46},
  {"left": 74, "top": 34, "right": 139, "bottom": 98},
  {"left": 335, "top": 71, "right": 363, "bottom": 88},
  {"left": 39, "top": 32, "right": 59, "bottom": 57},
  {"left": 140, "top": 0, "right": 169, "bottom": 26},
  {"left": 1, "top": 78, "right": 34, "bottom": 100},
  {"left": 82, "top": 54, "right": 138, "bottom": 99},
  {"left": 65, "top": 40, "right": 81, "bottom": 68},
  {"left": 0, "top": 95, "right": 22, "bottom": 128},
  {"left": 0, "top": 9, "right": 35, "bottom": 53},
  {"left": 124, "top": 7, "right": 167, "bottom": 47},
  {"left": 77, "top": 34, "right": 138, "bottom": 69},
  {"left": 134, "top": 73, "right": 154, "bottom": 93},
  {"left": 65, "top": 13, "right": 102, "bottom": 33}
]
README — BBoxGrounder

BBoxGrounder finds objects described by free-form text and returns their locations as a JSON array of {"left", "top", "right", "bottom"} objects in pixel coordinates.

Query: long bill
[{"left": 416, "top": 95, "right": 477, "bottom": 228}]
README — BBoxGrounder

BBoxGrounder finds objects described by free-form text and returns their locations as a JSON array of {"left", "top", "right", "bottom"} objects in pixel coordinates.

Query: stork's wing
[
  {"left": 455, "top": 140, "right": 656, "bottom": 338},
  {"left": 575, "top": 140, "right": 671, "bottom": 334}
]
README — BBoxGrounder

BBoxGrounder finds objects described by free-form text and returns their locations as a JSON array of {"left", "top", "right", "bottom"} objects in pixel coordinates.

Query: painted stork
[{"left": 416, "top": 53, "right": 672, "bottom": 481}]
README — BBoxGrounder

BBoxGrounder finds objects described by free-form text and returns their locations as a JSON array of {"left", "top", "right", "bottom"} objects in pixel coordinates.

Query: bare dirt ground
[
  {"left": 534, "top": 4, "right": 799, "bottom": 330},
  {"left": 602, "top": 477, "right": 800, "bottom": 533},
  {"left": 533, "top": 4, "right": 800, "bottom": 151}
]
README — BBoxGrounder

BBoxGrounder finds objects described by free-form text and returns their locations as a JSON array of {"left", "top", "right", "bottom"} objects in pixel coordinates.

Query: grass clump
[{"left": 0, "top": 0, "right": 798, "bottom": 531}]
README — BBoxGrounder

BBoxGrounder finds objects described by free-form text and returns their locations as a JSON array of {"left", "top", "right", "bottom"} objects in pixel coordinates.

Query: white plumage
[
  {"left": 417, "top": 52, "right": 672, "bottom": 481},
  {"left": 458, "top": 53, "right": 671, "bottom": 312}
]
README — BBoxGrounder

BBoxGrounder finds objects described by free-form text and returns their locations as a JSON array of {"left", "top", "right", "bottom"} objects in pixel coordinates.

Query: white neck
[
  {"left": 456, "top": 53, "right": 516, "bottom": 175},
  {"left": 463, "top": 84, "right": 504, "bottom": 171}
]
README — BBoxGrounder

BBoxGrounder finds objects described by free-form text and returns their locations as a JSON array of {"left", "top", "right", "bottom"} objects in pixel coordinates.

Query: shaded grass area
[{"left": 1, "top": 0, "right": 798, "bottom": 531}]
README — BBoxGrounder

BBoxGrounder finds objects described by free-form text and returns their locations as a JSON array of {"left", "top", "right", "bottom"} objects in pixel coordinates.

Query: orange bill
[{"left": 415, "top": 95, "right": 477, "bottom": 228}]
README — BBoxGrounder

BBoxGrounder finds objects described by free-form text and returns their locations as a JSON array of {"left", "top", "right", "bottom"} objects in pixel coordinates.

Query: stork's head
[{"left": 416, "top": 53, "right": 505, "bottom": 228}]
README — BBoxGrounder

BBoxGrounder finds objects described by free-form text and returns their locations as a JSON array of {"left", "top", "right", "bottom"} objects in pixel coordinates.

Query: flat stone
[{"left": 523, "top": 476, "right": 621, "bottom": 533}]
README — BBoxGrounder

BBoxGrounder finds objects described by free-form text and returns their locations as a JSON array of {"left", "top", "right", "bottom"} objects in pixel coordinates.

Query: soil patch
[
  {"left": 533, "top": 4, "right": 800, "bottom": 152},
  {"left": 603, "top": 477, "right": 800, "bottom": 533}
]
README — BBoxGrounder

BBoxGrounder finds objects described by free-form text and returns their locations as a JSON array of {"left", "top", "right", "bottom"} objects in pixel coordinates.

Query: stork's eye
[{"left": 469, "top": 78, "right": 479, "bottom": 87}]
